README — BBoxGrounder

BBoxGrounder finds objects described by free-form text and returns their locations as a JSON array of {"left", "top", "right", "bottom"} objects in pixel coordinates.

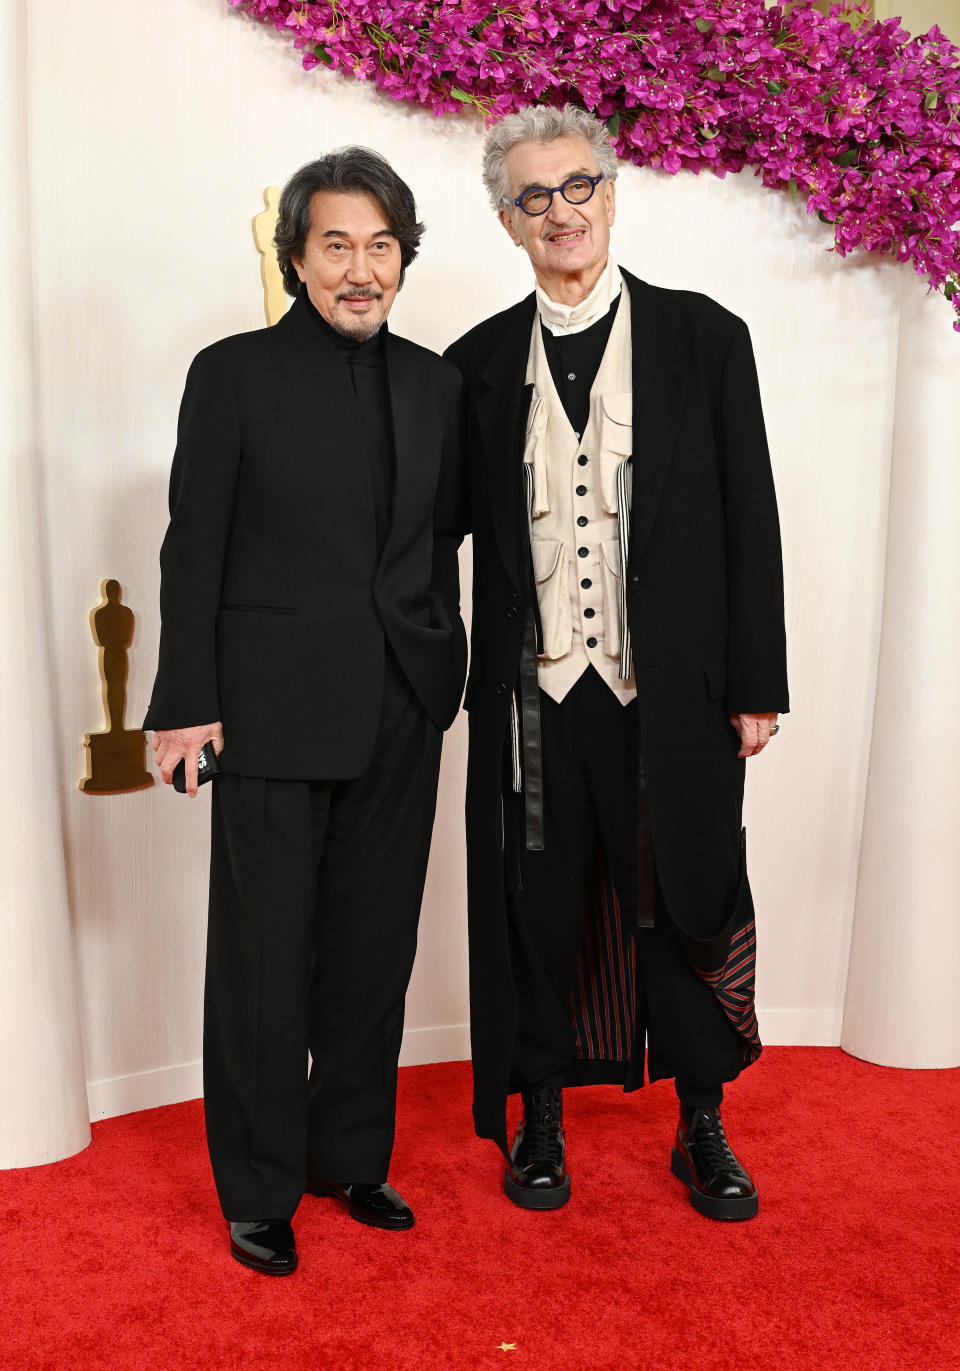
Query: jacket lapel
[
  {"left": 621, "top": 270, "right": 686, "bottom": 562},
  {"left": 476, "top": 295, "right": 537, "bottom": 591},
  {"left": 382, "top": 329, "right": 443, "bottom": 571}
]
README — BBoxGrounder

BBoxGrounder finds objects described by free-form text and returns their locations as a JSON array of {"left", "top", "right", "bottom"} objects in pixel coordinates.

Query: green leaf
[
  {"left": 766, "top": 80, "right": 784, "bottom": 95},
  {"left": 606, "top": 111, "right": 621, "bottom": 138},
  {"left": 700, "top": 124, "right": 718, "bottom": 140},
  {"left": 706, "top": 64, "right": 727, "bottom": 82},
  {"left": 788, "top": 176, "right": 798, "bottom": 199},
  {"left": 450, "top": 87, "right": 473, "bottom": 103},
  {"left": 313, "top": 42, "right": 333, "bottom": 66},
  {"left": 818, "top": 209, "right": 835, "bottom": 225},
  {"left": 946, "top": 279, "right": 957, "bottom": 300},
  {"left": 833, "top": 149, "right": 859, "bottom": 166},
  {"left": 923, "top": 90, "right": 938, "bottom": 111},
  {"left": 695, "top": 17, "right": 714, "bottom": 33}
]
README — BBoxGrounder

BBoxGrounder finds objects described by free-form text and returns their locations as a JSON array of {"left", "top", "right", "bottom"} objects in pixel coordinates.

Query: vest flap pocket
[
  {"left": 598, "top": 393, "right": 633, "bottom": 512},
  {"left": 531, "top": 537, "right": 571, "bottom": 660},
  {"left": 532, "top": 537, "right": 563, "bottom": 583},
  {"left": 525, "top": 392, "right": 546, "bottom": 440},
  {"left": 600, "top": 540, "right": 622, "bottom": 658},
  {"left": 599, "top": 391, "right": 633, "bottom": 455},
  {"left": 600, "top": 541, "right": 622, "bottom": 577},
  {"left": 704, "top": 661, "right": 727, "bottom": 701},
  {"left": 524, "top": 395, "right": 549, "bottom": 517}
]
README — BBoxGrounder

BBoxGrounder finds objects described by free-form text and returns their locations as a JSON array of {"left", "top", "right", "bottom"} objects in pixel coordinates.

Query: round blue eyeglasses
[{"left": 511, "top": 173, "right": 604, "bottom": 217}]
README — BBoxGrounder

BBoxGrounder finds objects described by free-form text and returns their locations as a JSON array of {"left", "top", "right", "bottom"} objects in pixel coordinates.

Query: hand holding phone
[{"left": 172, "top": 740, "right": 221, "bottom": 793}]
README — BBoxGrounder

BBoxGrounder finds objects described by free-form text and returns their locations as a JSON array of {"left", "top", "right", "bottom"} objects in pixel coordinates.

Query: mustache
[
  {"left": 336, "top": 287, "right": 383, "bottom": 302},
  {"left": 541, "top": 221, "right": 588, "bottom": 240}
]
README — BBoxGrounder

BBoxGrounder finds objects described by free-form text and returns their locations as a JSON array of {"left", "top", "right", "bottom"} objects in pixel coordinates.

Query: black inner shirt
[
  {"left": 540, "top": 293, "right": 621, "bottom": 440},
  {"left": 303, "top": 291, "right": 394, "bottom": 553}
]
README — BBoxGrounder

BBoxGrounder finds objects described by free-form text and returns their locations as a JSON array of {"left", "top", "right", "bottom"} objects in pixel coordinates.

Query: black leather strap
[{"left": 519, "top": 609, "right": 545, "bottom": 851}]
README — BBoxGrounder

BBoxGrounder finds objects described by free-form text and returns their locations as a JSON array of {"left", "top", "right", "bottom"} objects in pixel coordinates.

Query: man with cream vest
[{"left": 445, "top": 105, "right": 788, "bottom": 1220}]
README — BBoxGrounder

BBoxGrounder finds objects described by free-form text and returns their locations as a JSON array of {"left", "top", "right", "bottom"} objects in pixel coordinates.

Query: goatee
[{"left": 332, "top": 293, "right": 384, "bottom": 344}]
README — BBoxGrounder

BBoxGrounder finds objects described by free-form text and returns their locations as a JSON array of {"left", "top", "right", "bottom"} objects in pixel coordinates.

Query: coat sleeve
[
  {"left": 440, "top": 340, "right": 474, "bottom": 540},
  {"left": 143, "top": 348, "right": 241, "bottom": 731},
  {"left": 717, "top": 318, "right": 789, "bottom": 715},
  {"left": 428, "top": 366, "right": 467, "bottom": 623}
]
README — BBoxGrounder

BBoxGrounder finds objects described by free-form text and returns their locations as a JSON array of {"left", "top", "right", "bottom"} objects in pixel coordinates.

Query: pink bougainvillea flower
[{"left": 228, "top": 0, "right": 960, "bottom": 328}]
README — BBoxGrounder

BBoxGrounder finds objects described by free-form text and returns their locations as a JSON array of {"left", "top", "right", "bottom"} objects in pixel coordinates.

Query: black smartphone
[{"left": 172, "top": 741, "right": 221, "bottom": 793}]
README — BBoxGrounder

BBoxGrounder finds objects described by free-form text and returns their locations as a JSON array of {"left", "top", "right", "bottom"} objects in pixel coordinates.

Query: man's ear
[
  {"left": 498, "top": 207, "right": 522, "bottom": 247},
  {"left": 291, "top": 252, "right": 305, "bottom": 283}
]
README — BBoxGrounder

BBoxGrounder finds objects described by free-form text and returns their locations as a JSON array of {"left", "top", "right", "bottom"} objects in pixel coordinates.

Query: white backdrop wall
[
  {"left": 17, "top": 0, "right": 935, "bottom": 1123},
  {"left": 0, "top": 3, "right": 90, "bottom": 1168}
]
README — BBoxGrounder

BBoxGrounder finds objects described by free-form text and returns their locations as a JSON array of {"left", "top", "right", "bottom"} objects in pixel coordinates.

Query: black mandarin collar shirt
[
  {"left": 302, "top": 288, "right": 387, "bottom": 368},
  {"left": 301, "top": 289, "right": 394, "bottom": 552}
]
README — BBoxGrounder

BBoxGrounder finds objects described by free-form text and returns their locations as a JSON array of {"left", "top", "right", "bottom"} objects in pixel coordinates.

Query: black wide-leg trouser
[
  {"left": 510, "top": 668, "right": 744, "bottom": 1109},
  {"left": 204, "top": 658, "right": 442, "bottom": 1222}
]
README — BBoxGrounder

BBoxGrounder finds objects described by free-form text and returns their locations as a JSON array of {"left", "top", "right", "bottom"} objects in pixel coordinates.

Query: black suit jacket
[{"left": 144, "top": 295, "right": 466, "bottom": 779}]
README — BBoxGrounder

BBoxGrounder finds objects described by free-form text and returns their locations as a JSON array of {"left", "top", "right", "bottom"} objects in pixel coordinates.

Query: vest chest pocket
[
  {"left": 599, "top": 392, "right": 633, "bottom": 453},
  {"left": 598, "top": 393, "right": 633, "bottom": 513},
  {"left": 531, "top": 537, "right": 572, "bottom": 660}
]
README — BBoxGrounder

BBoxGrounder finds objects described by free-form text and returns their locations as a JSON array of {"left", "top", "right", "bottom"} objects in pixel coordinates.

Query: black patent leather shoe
[
  {"left": 670, "top": 1104, "right": 758, "bottom": 1221},
  {"left": 306, "top": 1178, "right": 415, "bottom": 1230},
  {"left": 229, "top": 1219, "right": 298, "bottom": 1275},
  {"left": 504, "top": 1085, "right": 571, "bottom": 1210}
]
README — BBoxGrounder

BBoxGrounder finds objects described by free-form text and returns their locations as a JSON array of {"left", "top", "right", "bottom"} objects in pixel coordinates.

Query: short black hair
[{"left": 274, "top": 146, "right": 425, "bottom": 296}]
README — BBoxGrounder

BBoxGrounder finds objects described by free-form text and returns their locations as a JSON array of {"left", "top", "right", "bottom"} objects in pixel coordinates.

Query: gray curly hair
[{"left": 482, "top": 104, "right": 619, "bottom": 213}]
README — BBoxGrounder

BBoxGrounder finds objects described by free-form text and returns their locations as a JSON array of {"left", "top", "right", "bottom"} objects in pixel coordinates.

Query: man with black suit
[
  {"left": 145, "top": 148, "right": 465, "bottom": 1274},
  {"left": 445, "top": 106, "right": 787, "bottom": 1220}
]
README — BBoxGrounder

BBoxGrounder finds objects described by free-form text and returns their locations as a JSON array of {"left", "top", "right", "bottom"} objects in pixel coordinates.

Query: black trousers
[
  {"left": 510, "top": 668, "right": 743, "bottom": 1109},
  {"left": 203, "top": 658, "right": 442, "bottom": 1221}
]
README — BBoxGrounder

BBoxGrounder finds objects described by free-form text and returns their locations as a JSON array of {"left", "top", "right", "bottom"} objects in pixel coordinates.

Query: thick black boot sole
[
  {"left": 670, "top": 1148, "right": 759, "bottom": 1221},
  {"left": 503, "top": 1169, "right": 571, "bottom": 1210}
]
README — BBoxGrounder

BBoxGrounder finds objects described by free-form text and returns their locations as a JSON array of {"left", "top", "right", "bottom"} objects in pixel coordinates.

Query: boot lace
[
  {"left": 522, "top": 1088, "right": 563, "bottom": 1165},
  {"left": 691, "top": 1110, "right": 742, "bottom": 1175}
]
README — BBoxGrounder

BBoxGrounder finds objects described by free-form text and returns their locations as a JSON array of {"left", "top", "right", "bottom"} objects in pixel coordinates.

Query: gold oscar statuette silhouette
[
  {"left": 252, "top": 186, "right": 287, "bottom": 327},
  {"left": 80, "top": 579, "right": 154, "bottom": 794}
]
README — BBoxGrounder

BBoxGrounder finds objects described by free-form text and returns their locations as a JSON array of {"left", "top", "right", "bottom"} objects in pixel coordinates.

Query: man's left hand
[{"left": 729, "top": 712, "right": 778, "bottom": 759}]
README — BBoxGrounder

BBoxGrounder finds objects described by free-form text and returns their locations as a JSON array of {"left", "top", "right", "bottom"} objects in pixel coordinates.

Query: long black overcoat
[{"left": 444, "top": 270, "right": 789, "bottom": 1155}]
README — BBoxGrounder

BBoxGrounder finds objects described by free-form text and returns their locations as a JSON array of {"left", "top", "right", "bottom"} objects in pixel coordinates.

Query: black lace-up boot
[
  {"left": 504, "top": 1085, "right": 571, "bottom": 1210},
  {"left": 670, "top": 1103, "right": 758, "bottom": 1220}
]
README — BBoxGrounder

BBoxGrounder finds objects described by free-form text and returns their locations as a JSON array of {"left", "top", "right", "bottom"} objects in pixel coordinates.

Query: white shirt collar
[{"left": 536, "top": 257, "right": 622, "bottom": 337}]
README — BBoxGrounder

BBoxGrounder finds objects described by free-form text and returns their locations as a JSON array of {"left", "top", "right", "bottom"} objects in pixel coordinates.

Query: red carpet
[{"left": 3, "top": 1050, "right": 957, "bottom": 1371}]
